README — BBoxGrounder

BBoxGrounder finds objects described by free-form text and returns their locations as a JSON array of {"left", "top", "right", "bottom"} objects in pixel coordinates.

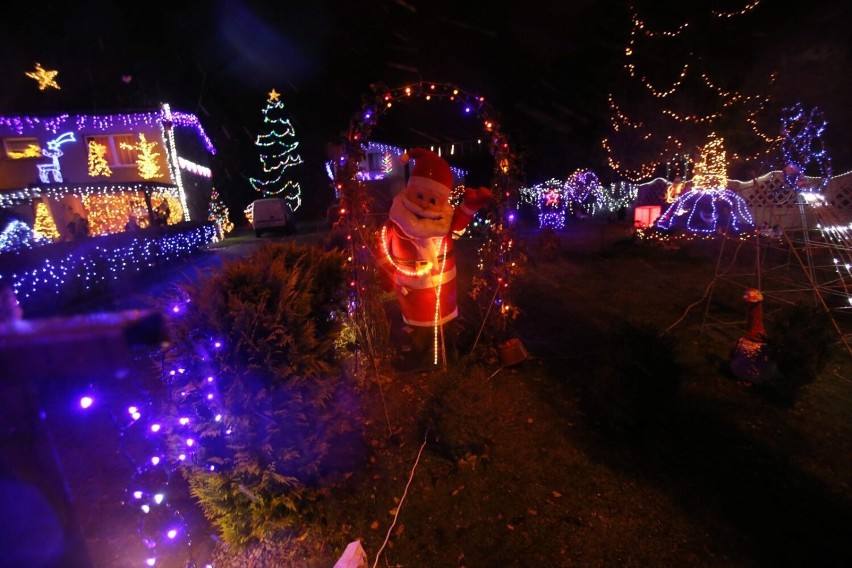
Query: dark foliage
[
  {"left": 585, "top": 319, "right": 683, "bottom": 435},
  {"left": 767, "top": 302, "right": 836, "bottom": 402}
]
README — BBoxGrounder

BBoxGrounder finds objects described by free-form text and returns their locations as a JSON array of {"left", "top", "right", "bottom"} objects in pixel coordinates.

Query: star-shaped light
[
  {"left": 544, "top": 189, "right": 560, "bottom": 207},
  {"left": 267, "top": 88, "right": 280, "bottom": 103},
  {"left": 25, "top": 62, "right": 61, "bottom": 91}
]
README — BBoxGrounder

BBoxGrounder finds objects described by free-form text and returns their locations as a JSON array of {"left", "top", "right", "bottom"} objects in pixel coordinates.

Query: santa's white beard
[{"left": 389, "top": 192, "right": 453, "bottom": 238}]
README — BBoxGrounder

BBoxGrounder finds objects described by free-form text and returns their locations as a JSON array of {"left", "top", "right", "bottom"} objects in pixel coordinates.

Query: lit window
[
  {"left": 85, "top": 134, "right": 138, "bottom": 167},
  {"left": 4, "top": 137, "right": 42, "bottom": 159}
]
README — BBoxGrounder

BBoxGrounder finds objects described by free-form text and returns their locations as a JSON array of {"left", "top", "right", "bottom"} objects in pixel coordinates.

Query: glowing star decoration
[
  {"left": 87, "top": 140, "right": 113, "bottom": 177},
  {"left": 267, "top": 88, "right": 280, "bottom": 102},
  {"left": 544, "top": 189, "right": 560, "bottom": 207},
  {"left": 121, "top": 133, "right": 163, "bottom": 179},
  {"left": 37, "top": 132, "right": 76, "bottom": 183},
  {"left": 25, "top": 62, "right": 60, "bottom": 90}
]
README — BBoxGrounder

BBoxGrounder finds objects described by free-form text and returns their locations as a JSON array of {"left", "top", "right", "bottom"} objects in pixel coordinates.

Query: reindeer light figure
[{"left": 37, "top": 132, "right": 77, "bottom": 183}]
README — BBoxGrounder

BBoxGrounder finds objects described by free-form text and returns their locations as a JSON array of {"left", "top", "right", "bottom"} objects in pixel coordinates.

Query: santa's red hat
[{"left": 401, "top": 148, "right": 453, "bottom": 201}]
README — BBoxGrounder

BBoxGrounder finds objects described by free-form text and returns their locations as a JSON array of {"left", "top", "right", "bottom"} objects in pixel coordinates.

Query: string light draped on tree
[
  {"left": 776, "top": 102, "right": 833, "bottom": 192},
  {"left": 248, "top": 89, "right": 303, "bottom": 211},
  {"left": 602, "top": 1, "right": 779, "bottom": 182},
  {"left": 207, "top": 187, "right": 233, "bottom": 241}
]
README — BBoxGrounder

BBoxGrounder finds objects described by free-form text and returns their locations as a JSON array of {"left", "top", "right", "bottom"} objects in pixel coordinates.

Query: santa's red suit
[{"left": 376, "top": 148, "right": 492, "bottom": 328}]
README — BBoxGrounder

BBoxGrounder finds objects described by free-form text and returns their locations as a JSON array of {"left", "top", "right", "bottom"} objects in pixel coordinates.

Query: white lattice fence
[{"left": 731, "top": 170, "right": 852, "bottom": 228}]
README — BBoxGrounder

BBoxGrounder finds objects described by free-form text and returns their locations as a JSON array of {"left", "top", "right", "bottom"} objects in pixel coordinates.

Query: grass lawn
[{"left": 205, "top": 220, "right": 852, "bottom": 567}]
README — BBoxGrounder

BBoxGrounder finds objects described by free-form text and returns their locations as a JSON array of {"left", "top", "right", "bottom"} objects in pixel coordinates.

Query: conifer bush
[
  {"left": 767, "top": 302, "right": 835, "bottom": 402},
  {"left": 161, "top": 242, "right": 353, "bottom": 545},
  {"left": 585, "top": 319, "right": 682, "bottom": 435}
]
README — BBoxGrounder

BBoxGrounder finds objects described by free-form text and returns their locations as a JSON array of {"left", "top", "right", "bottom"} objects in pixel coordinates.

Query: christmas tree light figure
[
  {"left": 120, "top": 133, "right": 163, "bottom": 180},
  {"left": 207, "top": 187, "right": 234, "bottom": 241},
  {"left": 248, "top": 89, "right": 303, "bottom": 212},
  {"left": 33, "top": 201, "right": 59, "bottom": 240},
  {"left": 87, "top": 140, "right": 113, "bottom": 177},
  {"left": 655, "top": 133, "right": 754, "bottom": 235}
]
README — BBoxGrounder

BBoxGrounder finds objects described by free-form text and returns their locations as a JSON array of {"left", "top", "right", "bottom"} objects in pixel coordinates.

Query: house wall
[
  {"left": 0, "top": 108, "right": 215, "bottom": 238},
  {"left": 0, "top": 123, "right": 174, "bottom": 191}
]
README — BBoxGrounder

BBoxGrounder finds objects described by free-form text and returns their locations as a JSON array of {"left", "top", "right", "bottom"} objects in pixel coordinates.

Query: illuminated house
[{"left": 0, "top": 103, "right": 215, "bottom": 241}]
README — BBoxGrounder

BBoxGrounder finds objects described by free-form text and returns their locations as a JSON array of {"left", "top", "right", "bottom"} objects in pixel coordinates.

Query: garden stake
[{"left": 470, "top": 282, "right": 502, "bottom": 356}]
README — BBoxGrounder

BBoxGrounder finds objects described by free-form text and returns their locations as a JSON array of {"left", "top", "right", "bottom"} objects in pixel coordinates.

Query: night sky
[{"left": 1, "top": 0, "right": 850, "bottom": 217}]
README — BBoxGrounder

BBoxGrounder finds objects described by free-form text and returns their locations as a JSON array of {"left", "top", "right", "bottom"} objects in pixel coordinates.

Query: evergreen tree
[
  {"left": 602, "top": 3, "right": 778, "bottom": 182},
  {"left": 207, "top": 186, "right": 234, "bottom": 240},
  {"left": 249, "top": 89, "right": 303, "bottom": 212}
]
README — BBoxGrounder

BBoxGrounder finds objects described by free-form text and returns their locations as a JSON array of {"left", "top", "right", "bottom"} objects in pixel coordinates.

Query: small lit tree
[
  {"left": 121, "top": 133, "right": 164, "bottom": 180},
  {"left": 87, "top": 140, "right": 112, "bottom": 177},
  {"left": 207, "top": 187, "right": 234, "bottom": 241},
  {"left": 33, "top": 200, "right": 60, "bottom": 240}
]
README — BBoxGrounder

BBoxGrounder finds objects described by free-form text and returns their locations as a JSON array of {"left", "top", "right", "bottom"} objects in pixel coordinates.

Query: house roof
[{"left": 0, "top": 105, "right": 216, "bottom": 155}]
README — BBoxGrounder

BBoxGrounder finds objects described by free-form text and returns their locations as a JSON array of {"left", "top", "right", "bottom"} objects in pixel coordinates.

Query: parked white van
[{"left": 251, "top": 198, "right": 294, "bottom": 237}]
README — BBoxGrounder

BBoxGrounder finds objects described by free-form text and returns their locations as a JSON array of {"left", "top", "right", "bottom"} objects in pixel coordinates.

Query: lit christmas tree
[
  {"left": 692, "top": 132, "right": 727, "bottom": 189},
  {"left": 33, "top": 200, "right": 59, "bottom": 240},
  {"left": 248, "top": 88, "right": 303, "bottom": 211},
  {"left": 655, "top": 133, "right": 754, "bottom": 236},
  {"left": 121, "top": 133, "right": 163, "bottom": 180},
  {"left": 87, "top": 140, "right": 113, "bottom": 177},
  {"left": 207, "top": 187, "right": 234, "bottom": 241}
]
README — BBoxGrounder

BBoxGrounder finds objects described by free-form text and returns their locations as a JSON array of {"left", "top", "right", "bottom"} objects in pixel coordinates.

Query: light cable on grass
[{"left": 372, "top": 430, "right": 429, "bottom": 568}]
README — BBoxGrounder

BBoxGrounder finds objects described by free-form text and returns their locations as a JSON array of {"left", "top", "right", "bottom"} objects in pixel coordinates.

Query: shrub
[
  {"left": 586, "top": 319, "right": 682, "bottom": 435},
  {"left": 767, "top": 302, "right": 835, "bottom": 400},
  {"left": 161, "top": 242, "right": 354, "bottom": 545}
]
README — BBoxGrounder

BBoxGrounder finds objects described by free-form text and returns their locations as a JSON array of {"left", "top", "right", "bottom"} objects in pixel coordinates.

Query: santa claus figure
[{"left": 376, "top": 147, "right": 493, "bottom": 362}]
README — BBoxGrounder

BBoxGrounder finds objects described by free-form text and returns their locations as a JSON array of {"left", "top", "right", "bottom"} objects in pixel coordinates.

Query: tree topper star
[
  {"left": 267, "top": 88, "right": 280, "bottom": 103},
  {"left": 25, "top": 62, "right": 61, "bottom": 91}
]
